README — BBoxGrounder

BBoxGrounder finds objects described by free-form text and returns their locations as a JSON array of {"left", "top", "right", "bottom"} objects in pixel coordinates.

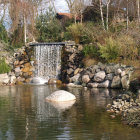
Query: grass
[{"left": 0, "top": 58, "right": 11, "bottom": 74}]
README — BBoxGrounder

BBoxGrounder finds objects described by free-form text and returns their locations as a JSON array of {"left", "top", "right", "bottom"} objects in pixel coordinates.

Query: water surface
[{"left": 0, "top": 85, "right": 140, "bottom": 140}]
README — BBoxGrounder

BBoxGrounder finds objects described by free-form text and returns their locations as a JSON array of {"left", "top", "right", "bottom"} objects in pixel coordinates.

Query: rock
[
  {"left": 47, "top": 100, "right": 76, "bottom": 111},
  {"left": 106, "top": 73, "right": 114, "bottom": 81},
  {"left": 110, "top": 115, "right": 116, "bottom": 119},
  {"left": 30, "top": 61, "right": 34, "bottom": 66},
  {"left": 88, "top": 83, "right": 99, "bottom": 88},
  {"left": 98, "top": 62, "right": 105, "bottom": 70},
  {"left": 10, "top": 75, "right": 16, "bottom": 84},
  {"left": 14, "top": 60, "right": 19, "bottom": 66},
  {"left": 25, "top": 78, "right": 31, "bottom": 83},
  {"left": 115, "top": 68, "right": 122, "bottom": 75},
  {"left": 98, "top": 80, "right": 110, "bottom": 88},
  {"left": 121, "top": 70, "right": 126, "bottom": 77},
  {"left": 111, "top": 76, "right": 121, "bottom": 88},
  {"left": 16, "top": 81, "right": 24, "bottom": 85},
  {"left": 46, "top": 90, "right": 76, "bottom": 102},
  {"left": 29, "top": 67, "right": 35, "bottom": 72},
  {"left": 15, "top": 72, "right": 21, "bottom": 77},
  {"left": 69, "top": 73, "right": 80, "bottom": 84},
  {"left": 24, "top": 63, "right": 31, "bottom": 67},
  {"left": 105, "top": 66, "right": 115, "bottom": 74},
  {"left": 67, "top": 83, "right": 82, "bottom": 88},
  {"left": 74, "top": 68, "right": 80, "bottom": 75},
  {"left": 94, "top": 71, "right": 106, "bottom": 82},
  {"left": 0, "top": 73, "right": 9, "bottom": 84},
  {"left": 19, "top": 61, "right": 24, "bottom": 65},
  {"left": 15, "top": 67, "right": 21, "bottom": 73},
  {"left": 21, "top": 67, "right": 30, "bottom": 73},
  {"left": 78, "top": 45, "right": 83, "bottom": 51},
  {"left": 48, "top": 79, "right": 62, "bottom": 85},
  {"left": 31, "top": 77, "right": 48, "bottom": 84},
  {"left": 67, "top": 68, "right": 74, "bottom": 75},
  {"left": 69, "top": 53, "right": 76, "bottom": 62},
  {"left": 121, "top": 75, "right": 130, "bottom": 89},
  {"left": 82, "top": 75, "right": 90, "bottom": 83}
]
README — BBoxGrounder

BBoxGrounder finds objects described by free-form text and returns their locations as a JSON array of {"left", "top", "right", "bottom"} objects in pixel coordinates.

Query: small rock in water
[
  {"left": 31, "top": 77, "right": 48, "bottom": 84},
  {"left": 46, "top": 90, "right": 76, "bottom": 102},
  {"left": 48, "top": 79, "right": 62, "bottom": 85}
]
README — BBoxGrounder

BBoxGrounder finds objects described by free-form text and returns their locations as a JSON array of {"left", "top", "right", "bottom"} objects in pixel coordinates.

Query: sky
[{"left": 54, "top": 0, "right": 69, "bottom": 12}]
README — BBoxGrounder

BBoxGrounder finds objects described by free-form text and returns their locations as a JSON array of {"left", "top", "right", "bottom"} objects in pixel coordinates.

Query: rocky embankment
[
  {"left": 62, "top": 43, "right": 134, "bottom": 89},
  {"left": 0, "top": 46, "right": 35, "bottom": 85},
  {"left": 106, "top": 89, "right": 140, "bottom": 127}
]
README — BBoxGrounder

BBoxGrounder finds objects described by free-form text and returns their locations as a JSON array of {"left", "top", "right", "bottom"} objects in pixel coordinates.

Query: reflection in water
[
  {"left": 0, "top": 85, "right": 140, "bottom": 140},
  {"left": 47, "top": 100, "right": 76, "bottom": 111}
]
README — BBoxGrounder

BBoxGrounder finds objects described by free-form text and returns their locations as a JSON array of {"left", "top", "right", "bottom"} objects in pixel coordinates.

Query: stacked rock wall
[
  {"left": 13, "top": 46, "right": 35, "bottom": 84},
  {"left": 61, "top": 43, "right": 134, "bottom": 89},
  {"left": 0, "top": 46, "right": 35, "bottom": 86},
  {"left": 61, "top": 42, "right": 84, "bottom": 83}
]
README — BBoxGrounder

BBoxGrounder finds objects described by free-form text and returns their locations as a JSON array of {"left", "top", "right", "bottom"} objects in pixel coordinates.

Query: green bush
[
  {"left": 66, "top": 23, "right": 84, "bottom": 44},
  {"left": 0, "top": 58, "right": 11, "bottom": 74},
  {"left": 117, "top": 35, "right": 138, "bottom": 60},
  {"left": 11, "top": 27, "right": 24, "bottom": 48},
  {"left": 98, "top": 37, "right": 120, "bottom": 62},
  {"left": 0, "top": 23, "right": 9, "bottom": 43},
  {"left": 83, "top": 44, "right": 99, "bottom": 58},
  {"left": 36, "top": 8, "right": 63, "bottom": 42}
]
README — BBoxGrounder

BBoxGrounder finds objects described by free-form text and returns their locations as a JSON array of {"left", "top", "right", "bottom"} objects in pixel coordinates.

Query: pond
[{"left": 0, "top": 85, "right": 140, "bottom": 140}]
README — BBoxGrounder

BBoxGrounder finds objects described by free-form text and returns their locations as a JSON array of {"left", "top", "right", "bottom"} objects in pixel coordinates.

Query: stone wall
[
  {"left": 0, "top": 42, "right": 134, "bottom": 88},
  {"left": 61, "top": 41, "right": 84, "bottom": 83},
  {"left": 0, "top": 46, "right": 35, "bottom": 86},
  {"left": 61, "top": 43, "right": 134, "bottom": 89}
]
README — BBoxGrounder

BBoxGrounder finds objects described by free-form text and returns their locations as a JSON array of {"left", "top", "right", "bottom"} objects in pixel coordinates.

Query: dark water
[{"left": 0, "top": 85, "right": 140, "bottom": 140}]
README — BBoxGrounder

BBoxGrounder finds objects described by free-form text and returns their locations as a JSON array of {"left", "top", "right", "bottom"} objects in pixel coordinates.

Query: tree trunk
[
  {"left": 80, "top": 12, "right": 83, "bottom": 23},
  {"left": 99, "top": 0, "right": 105, "bottom": 30},
  {"left": 24, "top": 15, "right": 27, "bottom": 45},
  {"left": 106, "top": 0, "right": 110, "bottom": 31},
  {"left": 74, "top": 14, "right": 77, "bottom": 24},
  {"left": 138, "top": 0, "right": 140, "bottom": 23},
  {"left": 126, "top": 0, "right": 129, "bottom": 30}
]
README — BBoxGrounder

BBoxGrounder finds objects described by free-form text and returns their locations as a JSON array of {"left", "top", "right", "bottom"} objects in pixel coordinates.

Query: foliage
[
  {"left": 36, "top": 8, "right": 63, "bottom": 42},
  {"left": 0, "top": 58, "right": 11, "bottom": 74},
  {"left": 117, "top": 35, "right": 138, "bottom": 60},
  {"left": 66, "top": 23, "right": 84, "bottom": 44},
  {"left": 83, "top": 44, "right": 99, "bottom": 58},
  {"left": 98, "top": 37, "right": 120, "bottom": 62},
  {"left": 0, "top": 23, "right": 9, "bottom": 43},
  {"left": 10, "top": 27, "right": 24, "bottom": 48}
]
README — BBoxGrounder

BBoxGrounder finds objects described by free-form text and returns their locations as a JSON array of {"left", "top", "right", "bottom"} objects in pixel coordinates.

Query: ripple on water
[{"left": 0, "top": 85, "right": 140, "bottom": 140}]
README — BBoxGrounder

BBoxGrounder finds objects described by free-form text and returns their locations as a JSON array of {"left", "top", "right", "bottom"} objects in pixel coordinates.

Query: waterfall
[{"left": 34, "top": 44, "right": 63, "bottom": 82}]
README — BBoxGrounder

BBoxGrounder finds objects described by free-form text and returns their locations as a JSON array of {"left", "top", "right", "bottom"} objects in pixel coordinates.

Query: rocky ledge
[
  {"left": 61, "top": 43, "right": 134, "bottom": 89},
  {"left": 107, "top": 90, "right": 140, "bottom": 127},
  {"left": 65, "top": 62, "right": 134, "bottom": 89}
]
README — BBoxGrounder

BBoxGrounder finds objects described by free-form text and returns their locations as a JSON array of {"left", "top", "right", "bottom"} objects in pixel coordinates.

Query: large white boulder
[
  {"left": 48, "top": 100, "right": 76, "bottom": 111},
  {"left": 31, "top": 77, "right": 48, "bottom": 84},
  {"left": 46, "top": 90, "right": 76, "bottom": 102},
  {"left": 94, "top": 71, "right": 106, "bottom": 82},
  {"left": 0, "top": 73, "right": 10, "bottom": 84}
]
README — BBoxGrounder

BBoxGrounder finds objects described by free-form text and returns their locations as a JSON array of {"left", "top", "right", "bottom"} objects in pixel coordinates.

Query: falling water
[{"left": 34, "top": 44, "right": 63, "bottom": 82}]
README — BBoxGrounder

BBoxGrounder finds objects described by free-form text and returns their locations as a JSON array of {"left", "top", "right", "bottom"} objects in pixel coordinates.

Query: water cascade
[{"left": 31, "top": 43, "right": 64, "bottom": 82}]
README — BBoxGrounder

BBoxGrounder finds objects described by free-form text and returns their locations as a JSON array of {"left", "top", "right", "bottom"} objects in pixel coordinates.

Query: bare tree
[
  {"left": 106, "top": 0, "right": 110, "bottom": 30},
  {"left": 65, "top": 0, "right": 90, "bottom": 23},
  {"left": 99, "top": 0, "right": 105, "bottom": 30},
  {"left": 138, "top": 0, "right": 140, "bottom": 23},
  {"left": 126, "top": 0, "right": 129, "bottom": 30},
  {"left": 9, "top": 0, "right": 42, "bottom": 44}
]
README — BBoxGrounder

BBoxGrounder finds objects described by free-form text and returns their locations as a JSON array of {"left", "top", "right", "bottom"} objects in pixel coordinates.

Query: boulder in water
[
  {"left": 46, "top": 90, "right": 76, "bottom": 102},
  {"left": 48, "top": 79, "right": 62, "bottom": 85},
  {"left": 47, "top": 100, "right": 76, "bottom": 111},
  {"left": 31, "top": 77, "right": 47, "bottom": 84}
]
